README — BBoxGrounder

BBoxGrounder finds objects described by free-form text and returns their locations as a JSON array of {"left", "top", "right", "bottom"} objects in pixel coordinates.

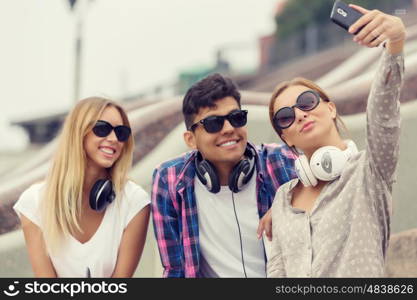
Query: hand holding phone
[{"left": 330, "top": 1, "right": 406, "bottom": 53}]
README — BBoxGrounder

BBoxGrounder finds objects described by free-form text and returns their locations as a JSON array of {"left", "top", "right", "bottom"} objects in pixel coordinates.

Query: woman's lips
[
  {"left": 301, "top": 121, "right": 314, "bottom": 132},
  {"left": 99, "top": 146, "right": 116, "bottom": 158}
]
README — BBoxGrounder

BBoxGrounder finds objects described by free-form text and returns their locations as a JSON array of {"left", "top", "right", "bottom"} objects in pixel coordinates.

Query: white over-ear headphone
[{"left": 295, "top": 140, "right": 358, "bottom": 187}]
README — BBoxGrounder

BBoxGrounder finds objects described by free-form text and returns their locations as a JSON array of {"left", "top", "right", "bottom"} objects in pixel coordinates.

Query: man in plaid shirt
[{"left": 151, "top": 73, "right": 296, "bottom": 277}]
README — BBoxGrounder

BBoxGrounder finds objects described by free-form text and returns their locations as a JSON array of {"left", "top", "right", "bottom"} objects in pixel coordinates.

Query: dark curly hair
[{"left": 182, "top": 73, "right": 241, "bottom": 130}]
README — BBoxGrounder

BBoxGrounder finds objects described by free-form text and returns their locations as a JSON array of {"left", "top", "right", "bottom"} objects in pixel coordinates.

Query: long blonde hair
[{"left": 41, "top": 97, "right": 134, "bottom": 253}]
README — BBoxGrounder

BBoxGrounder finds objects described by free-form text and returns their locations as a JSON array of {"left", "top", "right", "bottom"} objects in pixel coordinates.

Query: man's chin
[{"left": 212, "top": 152, "right": 244, "bottom": 165}]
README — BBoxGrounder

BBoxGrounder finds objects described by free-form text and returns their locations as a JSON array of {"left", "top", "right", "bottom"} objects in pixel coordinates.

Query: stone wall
[{"left": 385, "top": 228, "right": 417, "bottom": 277}]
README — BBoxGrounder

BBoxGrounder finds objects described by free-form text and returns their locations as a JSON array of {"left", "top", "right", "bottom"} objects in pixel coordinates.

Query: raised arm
[
  {"left": 349, "top": 5, "right": 405, "bottom": 185},
  {"left": 151, "top": 167, "right": 184, "bottom": 277}
]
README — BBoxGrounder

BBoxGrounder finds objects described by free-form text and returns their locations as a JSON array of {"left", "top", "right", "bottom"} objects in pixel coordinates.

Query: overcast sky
[{"left": 0, "top": 0, "right": 280, "bottom": 150}]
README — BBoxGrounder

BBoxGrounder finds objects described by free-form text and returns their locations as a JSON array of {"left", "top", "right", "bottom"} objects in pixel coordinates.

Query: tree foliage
[{"left": 275, "top": 0, "right": 411, "bottom": 40}]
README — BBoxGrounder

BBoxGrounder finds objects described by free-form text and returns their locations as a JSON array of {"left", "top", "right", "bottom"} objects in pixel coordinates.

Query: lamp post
[
  {"left": 68, "top": 0, "right": 94, "bottom": 103},
  {"left": 67, "top": 0, "right": 82, "bottom": 103}
]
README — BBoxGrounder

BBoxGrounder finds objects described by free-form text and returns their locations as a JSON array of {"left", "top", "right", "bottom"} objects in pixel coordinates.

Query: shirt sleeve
[
  {"left": 123, "top": 182, "right": 150, "bottom": 228},
  {"left": 366, "top": 49, "right": 404, "bottom": 187},
  {"left": 150, "top": 167, "right": 185, "bottom": 278},
  {"left": 267, "top": 198, "right": 287, "bottom": 278},
  {"left": 13, "top": 183, "right": 43, "bottom": 227},
  {"left": 261, "top": 143, "right": 297, "bottom": 191}
]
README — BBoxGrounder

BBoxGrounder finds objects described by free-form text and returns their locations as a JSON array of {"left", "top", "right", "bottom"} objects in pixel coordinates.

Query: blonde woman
[
  {"left": 14, "top": 97, "right": 150, "bottom": 277},
  {"left": 267, "top": 5, "right": 405, "bottom": 277}
]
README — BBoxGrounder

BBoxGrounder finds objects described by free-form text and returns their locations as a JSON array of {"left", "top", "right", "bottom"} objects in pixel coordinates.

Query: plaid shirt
[{"left": 151, "top": 142, "right": 296, "bottom": 277}]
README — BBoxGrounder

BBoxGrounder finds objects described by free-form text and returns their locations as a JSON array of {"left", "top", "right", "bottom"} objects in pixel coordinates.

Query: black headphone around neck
[
  {"left": 89, "top": 179, "right": 115, "bottom": 211},
  {"left": 194, "top": 145, "right": 256, "bottom": 194}
]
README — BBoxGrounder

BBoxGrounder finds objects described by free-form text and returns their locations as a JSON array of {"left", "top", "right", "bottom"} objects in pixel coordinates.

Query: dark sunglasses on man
[
  {"left": 92, "top": 120, "right": 131, "bottom": 142},
  {"left": 189, "top": 109, "right": 248, "bottom": 133},
  {"left": 273, "top": 90, "right": 323, "bottom": 132}
]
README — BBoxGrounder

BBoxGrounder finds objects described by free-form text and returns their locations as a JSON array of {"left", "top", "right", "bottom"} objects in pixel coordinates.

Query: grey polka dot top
[{"left": 267, "top": 49, "right": 404, "bottom": 278}]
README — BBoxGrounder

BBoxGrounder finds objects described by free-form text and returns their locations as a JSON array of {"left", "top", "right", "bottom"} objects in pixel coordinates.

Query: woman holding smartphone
[
  {"left": 14, "top": 97, "right": 150, "bottom": 277},
  {"left": 267, "top": 5, "right": 405, "bottom": 277}
]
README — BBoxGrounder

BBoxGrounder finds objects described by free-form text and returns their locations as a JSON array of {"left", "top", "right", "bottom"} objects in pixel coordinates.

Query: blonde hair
[
  {"left": 269, "top": 77, "right": 347, "bottom": 139},
  {"left": 41, "top": 97, "right": 134, "bottom": 253}
]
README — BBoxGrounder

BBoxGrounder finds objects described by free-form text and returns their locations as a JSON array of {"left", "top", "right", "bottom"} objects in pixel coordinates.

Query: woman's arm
[
  {"left": 20, "top": 215, "right": 57, "bottom": 277},
  {"left": 266, "top": 201, "right": 286, "bottom": 278},
  {"left": 349, "top": 5, "right": 405, "bottom": 185},
  {"left": 111, "top": 204, "right": 150, "bottom": 278},
  {"left": 266, "top": 226, "right": 286, "bottom": 277}
]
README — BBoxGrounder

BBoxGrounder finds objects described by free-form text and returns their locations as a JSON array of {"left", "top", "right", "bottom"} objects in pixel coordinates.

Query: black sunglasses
[
  {"left": 272, "top": 90, "right": 322, "bottom": 131},
  {"left": 92, "top": 120, "right": 131, "bottom": 142},
  {"left": 189, "top": 109, "right": 248, "bottom": 133}
]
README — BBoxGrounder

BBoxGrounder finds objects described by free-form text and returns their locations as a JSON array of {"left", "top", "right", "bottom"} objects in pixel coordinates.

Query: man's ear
[
  {"left": 327, "top": 101, "right": 337, "bottom": 119},
  {"left": 184, "top": 130, "right": 197, "bottom": 149}
]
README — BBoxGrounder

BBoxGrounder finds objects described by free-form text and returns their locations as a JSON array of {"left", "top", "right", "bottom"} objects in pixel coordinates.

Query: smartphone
[{"left": 330, "top": 0, "right": 364, "bottom": 34}]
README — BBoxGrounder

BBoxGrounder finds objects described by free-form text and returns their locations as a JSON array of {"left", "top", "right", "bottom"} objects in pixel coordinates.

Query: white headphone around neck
[{"left": 295, "top": 140, "right": 358, "bottom": 187}]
